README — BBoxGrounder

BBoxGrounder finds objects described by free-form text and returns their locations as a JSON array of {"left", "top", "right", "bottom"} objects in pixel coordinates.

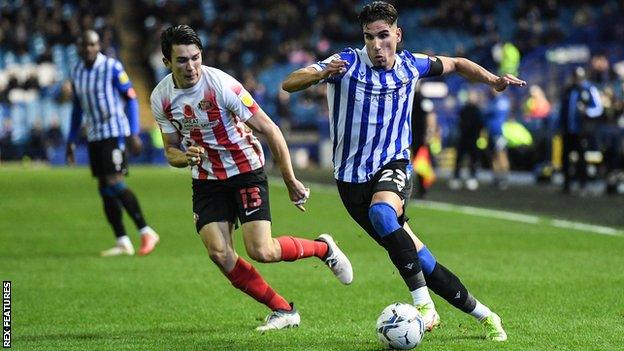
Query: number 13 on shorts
[{"left": 239, "top": 187, "right": 262, "bottom": 209}]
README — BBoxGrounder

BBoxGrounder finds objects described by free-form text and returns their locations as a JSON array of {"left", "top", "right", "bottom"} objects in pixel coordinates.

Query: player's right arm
[
  {"left": 160, "top": 131, "right": 203, "bottom": 168},
  {"left": 282, "top": 59, "right": 347, "bottom": 92},
  {"left": 65, "top": 87, "right": 83, "bottom": 165}
]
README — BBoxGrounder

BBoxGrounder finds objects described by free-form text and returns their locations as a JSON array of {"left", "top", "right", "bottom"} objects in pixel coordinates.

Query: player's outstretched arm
[
  {"left": 437, "top": 56, "right": 526, "bottom": 91},
  {"left": 245, "top": 109, "right": 309, "bottom": 211},
  {"left": 282, "top": 59, "right": 347, "bottom": 93}
]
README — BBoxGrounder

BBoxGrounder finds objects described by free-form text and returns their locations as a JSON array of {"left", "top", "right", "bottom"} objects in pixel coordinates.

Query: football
[{"left": 376, "top": 303, "right": 426, "bottom": 350}]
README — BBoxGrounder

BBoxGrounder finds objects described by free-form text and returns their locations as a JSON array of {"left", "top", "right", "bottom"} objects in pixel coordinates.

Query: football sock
[
  {"left": 116, "top": 235, "right": 132, "bottom": 247},
  {"left": 382, "top": 228, "right": 427, "bottom": 291},
  {"left": 469, "top": 300, "right": 492, "bottom": 321},
  {"left": 417, "top": 246, "right": 436, "bottom": 275},
  {"left": 115, "top": 186, "right": 147, "bottom": 230},
  {"left": 424, "top": 263, "right": 477, "bottom": 313},
  {"left": 369, "top": 203, "right": 401, "bottom": 235},
  {"left": 276, "top": 236, "right": 328, "bottom": 261},
  {"left": 226, "top": 257, "right": 291, "bottom": 311},
  {"left": 410, "top": 285, "right": 434, "bottom": 306},
  {"left": 99, "top": 189, "right": 126, "bottom": 238}
]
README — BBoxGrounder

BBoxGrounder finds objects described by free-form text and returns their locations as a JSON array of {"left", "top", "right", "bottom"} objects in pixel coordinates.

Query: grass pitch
[{"left": 1, "top": 166, "right": 623, "bottom": 350}]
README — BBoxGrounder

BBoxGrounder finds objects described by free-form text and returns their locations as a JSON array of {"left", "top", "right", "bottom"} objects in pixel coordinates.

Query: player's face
[
  {"left": 165, "top": 44, "right": 202, "bottom": 89},
  {"left": 79, "top": 37, "right": 100, "bottom": 65},
  {"left": 363, "top": 20, "right": 402, "bottom": 70}
]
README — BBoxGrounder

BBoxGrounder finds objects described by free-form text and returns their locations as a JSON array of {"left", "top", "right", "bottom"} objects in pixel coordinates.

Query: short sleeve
[
  {"left": 150, "top": 89, "right": 178, "bottom": 134},
  {"left": 309, "top": 48, "right": 356, "bottom": 84},
  {"left": 218, "top": 72, "right": 260, "bottom": 122}
]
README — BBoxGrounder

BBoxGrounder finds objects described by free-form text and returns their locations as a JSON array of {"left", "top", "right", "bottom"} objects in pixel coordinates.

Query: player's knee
[
  {"left": 98, "top": 182, "right": 127, "bottom": 197},
  {"left": 207, "top": 247, "right": 232, "bottom": 268},
  {"left": 369, "top": 202, "right": 401, "bottom": 237},
  {"left": 247, "top": 246, "right": 277, "bottom": 263}
]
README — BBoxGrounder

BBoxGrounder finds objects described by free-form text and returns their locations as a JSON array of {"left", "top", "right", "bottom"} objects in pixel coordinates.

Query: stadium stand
[{"left": 1, "top": 0, "right": 623, "bottom": 193}]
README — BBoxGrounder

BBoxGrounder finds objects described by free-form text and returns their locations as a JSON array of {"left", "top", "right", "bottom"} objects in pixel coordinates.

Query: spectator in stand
[
  {"left": 450, "top": 90, "right": 483, "bottom": 191},
  {"left": 483, "top": 89, "right": 512, "bottom": 189},
  {"left": 558, "top": 67, "right": 604, "bottom": 194},
  {"left": 523, "top": 85, "right": 551, "bottom": 165}
]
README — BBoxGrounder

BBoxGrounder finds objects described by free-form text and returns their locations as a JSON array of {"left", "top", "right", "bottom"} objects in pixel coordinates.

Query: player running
[
  {"left": 282, "top": 1, "right": 525, "bottom": 341},
  {"left": 150, "top": 25, "right": 352, "bottom": 331}
]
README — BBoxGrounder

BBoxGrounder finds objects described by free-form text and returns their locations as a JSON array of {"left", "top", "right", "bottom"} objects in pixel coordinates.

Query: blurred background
[{"left": 1, "top": 0, "right": 623, "bottom": 225}]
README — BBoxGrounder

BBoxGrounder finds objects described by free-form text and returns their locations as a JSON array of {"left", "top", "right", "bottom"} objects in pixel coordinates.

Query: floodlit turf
[{"left": 1, "top": 165, "right": 623, "bottom": 350}]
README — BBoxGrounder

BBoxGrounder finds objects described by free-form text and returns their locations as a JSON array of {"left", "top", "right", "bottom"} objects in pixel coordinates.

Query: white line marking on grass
[
  {"left": 414, "top": 201, "right": 623, "bottom": 237},
  {"left": 417, "top": 201, "right": 541, "bottom": 224},
  {"left": 270, "top": 178, "right": 623, "bottom": 237}
]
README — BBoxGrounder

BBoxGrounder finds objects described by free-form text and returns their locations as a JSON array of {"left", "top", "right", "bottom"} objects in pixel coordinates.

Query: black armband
[{"left": 428, "top": 56, "right": 444, "bottom": 77}]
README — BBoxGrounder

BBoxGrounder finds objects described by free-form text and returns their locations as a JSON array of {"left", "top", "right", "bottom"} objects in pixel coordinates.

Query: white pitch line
[
  {"left": 270, "top": 178, "right": 624, "bottom": 237},
  {"left": 411, "top": 201, "right": 622, "bottom": 237}
]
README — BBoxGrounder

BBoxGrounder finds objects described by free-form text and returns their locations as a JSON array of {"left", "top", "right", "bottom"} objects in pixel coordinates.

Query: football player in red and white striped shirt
[{"left": 150, "top": 25, "right": 353, "bottom": 331}]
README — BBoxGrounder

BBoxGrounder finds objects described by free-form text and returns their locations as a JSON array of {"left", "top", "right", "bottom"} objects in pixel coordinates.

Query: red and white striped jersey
[{"left": 151, "top": 66, "right": 264, "bottom": 180}]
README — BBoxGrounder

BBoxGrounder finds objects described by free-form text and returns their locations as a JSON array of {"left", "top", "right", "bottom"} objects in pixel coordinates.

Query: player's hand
[
  {"left": 186, "top": 146, "right": 204, "bottom": 166},
  {"left": 286, "top": 179, "right": 310, "bottom": 212},
  {"left": 321, "top": 59, "right": 348, "bottom": 79},
  {"left": 493, "top": 74, "right": 526, "bottom": 92},
  {"left": 127, "top": 135, "right": 143, "bottom": 155},
  {"left": 65, "top": 143, "right": 75, "bottom": 166}
]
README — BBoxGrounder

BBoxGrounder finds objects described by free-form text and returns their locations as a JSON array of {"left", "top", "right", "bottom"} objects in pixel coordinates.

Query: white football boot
[
  {"left": 100, "top": 242, "right": 135, "bottom": 257},
  {"left": 316, "top": 233, "right": 353, "bottom": 285},
  {"left": 256, "top": 303, "right": 300, "bottom": 332}
]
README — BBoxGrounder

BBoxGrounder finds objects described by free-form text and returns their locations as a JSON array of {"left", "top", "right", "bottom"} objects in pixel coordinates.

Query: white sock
[
  {"left": 410, "top": 286, "right": 434, "bottom": 306},
  {"left": 139, "top": 226, "right": 153, "bottom": 236},
  {"left": 469, "top": 300, "right": 492, "bottom": 321},
  {"left": 117, "top": 235, "right": 132, "bottom": 247}
]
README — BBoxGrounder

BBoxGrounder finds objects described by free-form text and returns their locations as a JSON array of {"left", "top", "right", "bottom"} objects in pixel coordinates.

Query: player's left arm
[
  {"left": 112, "top": 61, "right": 142, "bottom": 154},
  {"left": 436, "top": 56, "right": 526, "bottom": 91},
  {"left": 220, "top": 75, "right": 310, "bottom": 210},
  {"left": 245, "top": 109, "right": 309, "bottom": 211}
]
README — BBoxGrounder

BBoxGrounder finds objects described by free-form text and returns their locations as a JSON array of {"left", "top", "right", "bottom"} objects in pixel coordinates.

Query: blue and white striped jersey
[
  {"left": 311, "top": 47, "right": 438, "bottom": 183},
  {"left": 69, "top": 53, "right": 139, "bottom": 142}
]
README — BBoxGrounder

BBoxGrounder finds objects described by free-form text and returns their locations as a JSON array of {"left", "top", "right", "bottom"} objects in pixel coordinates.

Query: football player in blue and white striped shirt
[
  {"left": 66, "top": 30, "right": 159, "bottom": 257},
  {"left": 283, "top": 1, "right": 525, "bottom": 341}
]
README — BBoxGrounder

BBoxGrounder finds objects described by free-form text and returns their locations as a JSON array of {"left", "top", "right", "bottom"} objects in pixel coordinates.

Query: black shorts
[
  {"left": 192, "top": 167, "right": 271, "bottom": 233},
  {"left": 336, "top": 160, "right": 412, "bottom": 245},
  {"left": 87, "top": 137, "right": 128, "bottom": 177}
]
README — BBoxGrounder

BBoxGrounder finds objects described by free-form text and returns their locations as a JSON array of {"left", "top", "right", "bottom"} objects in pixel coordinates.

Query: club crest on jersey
[{"left": 197, "top": 99, "right": 212, "bottom": 111}]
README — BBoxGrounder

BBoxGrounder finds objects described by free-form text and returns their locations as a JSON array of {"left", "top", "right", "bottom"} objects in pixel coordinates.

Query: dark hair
[
  {"left": 160, "top": 25, "right": 203, "bottom": 61},
  {"left": 358, "top": 1, "right": 398, "bottom": 28}
]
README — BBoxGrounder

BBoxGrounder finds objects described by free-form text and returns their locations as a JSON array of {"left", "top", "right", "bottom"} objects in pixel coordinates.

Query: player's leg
[
  {"left": 101, "top": 173, "right": 159, "bottom": 255},
  {"left": 236, "top": 169, "right": 352, "bottom": 284},
  {"left": 100, "top": 139, "right": 159, "bottom": 255},
  {"left": 88, "top": 140, "right": 133, "bottom": 256},
  {"left": 403, "top": 223, "right": 507, "bottom": 341},
  {"left": 369, "top": 190, "right": 438, "bottom": 330},
  {"left": 365, "top": 160, "right": 437, "bottom": 329},
  {"left": 97, "top": 176, "right": 134, "bottom": 256}
]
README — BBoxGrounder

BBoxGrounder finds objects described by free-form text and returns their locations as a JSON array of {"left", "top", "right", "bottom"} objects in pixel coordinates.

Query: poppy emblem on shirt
[
  {"left": 198, "top": 99, "right": 212, "bottom": 111},
  {"left": 183, "top": 105, "right": 195, "bottom": 118}
]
